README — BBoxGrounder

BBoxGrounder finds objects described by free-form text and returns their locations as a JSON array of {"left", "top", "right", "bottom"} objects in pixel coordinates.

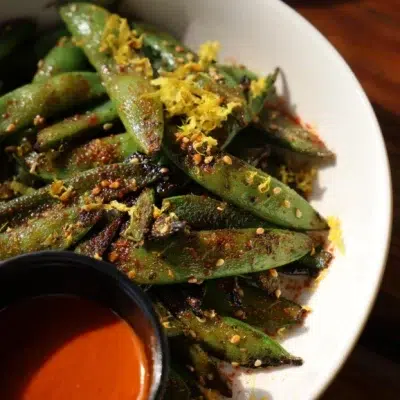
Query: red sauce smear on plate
[{"left": 0, "top": 295, "right": 149, "bottom": 400}]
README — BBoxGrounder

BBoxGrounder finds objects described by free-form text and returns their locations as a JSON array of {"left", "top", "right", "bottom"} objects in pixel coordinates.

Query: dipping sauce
[{"left": 0, "top": 295, "right": 150, "bottom": 400}]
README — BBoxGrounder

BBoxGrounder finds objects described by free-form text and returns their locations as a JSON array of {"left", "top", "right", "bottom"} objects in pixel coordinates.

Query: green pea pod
[
  {"left": 35, "top": 100, "right": 118, "bottom": 151},
  {"left": 159, "top": 291, "right": 301, "bottom": 367},
  {"left": 60, "top": 3, "right": 164, "bottom": 154},
  {"left": 0, "top": 161, "right": 163, "bottom": 225},
  {"left": 163, "top": 127, "right": 328, "bottom": 230},
  {"left": 0, "top": 201, "right": 101, "bottom": 260},
  {"left": 152, "top": 299, "right": 184, "bottom": 337},
  {"left": 18, "top": 132, "right": 140, "bottom": 182},
  {"left": 249, "top": 69, "right": 279, "bottom": 117},
  {"left": 163, "top": 368, "right": 191, "bottom": 400},
  {"left": 163, "top": 194, "right": 275, "bottom": 230},
  {"left": 121, "top": 188, "right": 155, "bottom": 243},
  {"left": 169, "top": 338, "right": 232, "bottom": 397},
  {"left": 258, "top": 107, "right": 334, "bottom": 158},
  {"left": 217, "top": 64, "right": 259, "bottom": 82},
  {"left": 203, "top": 279, "right": 307, "bottom": 336},
  {"left": 33, "top": 37, "right": 90, "bottom": 83},
  {"left": 133, "top": 23, "right": 195, "bottom": 72},
  {"left": 246, "top": 270, "right": 280, "bottom": 294},
  {"left": 74, "top": 211, "right": 123, "bottom": 257},
  {"left": 0, "top": 19, "right": 36, "bottom": 60},
  {"left": 0, "top": 72, "right": 106, "bottom": 141},
  {"left": 111, "top": 228, "right": 312, "bottom": 284}
]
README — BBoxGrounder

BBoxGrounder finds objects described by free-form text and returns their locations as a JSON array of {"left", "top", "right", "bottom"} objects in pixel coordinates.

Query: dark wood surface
[{"left": 287, "top": 1, "right": 399, "bottom": 399}]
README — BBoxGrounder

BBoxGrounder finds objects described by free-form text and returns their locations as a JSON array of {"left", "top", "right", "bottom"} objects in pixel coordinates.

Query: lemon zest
[
  {"left": 327, "top": 216, "right": 345, "bottom": 254},
  {"left": 198, "top": 40, "right": 220, "bottom": 66},
  {"left": 250, "top": 76, "right": 266, "bottom": 98},
  {"left": 279, "top": 165, "right": 317, "bottom": 196}
]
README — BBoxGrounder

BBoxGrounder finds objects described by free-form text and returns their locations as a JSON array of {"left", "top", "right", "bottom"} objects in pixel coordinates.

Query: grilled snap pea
[
  {"left": 35, "top": 100, "right": 118, "bottom": 151},
  {"left": 33, "top": 37, "right": 90, "bottom": 83},
  {"left": 163, "top": 126, "right": 328, "bottom": 230},
  {"left": 111, "top": 228, "right": 312, "bottom": 284},
  {"left": 0, "top": 72, "right": 106, "bottom": 141},
  {"left": 203, "top": 279, "right": 307, "bottom": 335},
  {"left": 60, "top": 3, "right": 164, "bottom": 154},
  {"left": 17, "top": 132, "right": 140, "bottom": 182},
  {"left": 163, "top": 368, "right": 191, "bottom": 400}
]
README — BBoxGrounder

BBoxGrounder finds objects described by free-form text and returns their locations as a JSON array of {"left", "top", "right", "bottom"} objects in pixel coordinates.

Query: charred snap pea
[
  {"left": 152, "top": 299, "right": 184, "bottom": 337},
  {"left": 258, "top": 107, "right": 334, "bottom": 158},
  {"left": 169, "top": 338, "right": 232, "bottom": 397},
  {"left": 74, "top": 211, "right": 123, "bottom": 258},
  {"left": 60, "top": 3, "right": 164, "bottom": 154},
  {"left": 203, "top": 279, "right": 307, "bottom": 336},
  {"left": 159, "top": 291, "right": 301, "bottom": 367},
  {"left": 163, "top": 127, "right": 327, "bottom": 230},
  {"left": 0, "top": 201, "right": 101, "bottom": 260},
  {"left": 0, "top": 19, "right": 36, "bottom": 60},
  {"left": 162, "top": 194, "right": 275, "bottom": 230},
  {"left": 111, "top": 228, "right": 312, "bottom": 284},
  {"left": 35, "top": 100, "right": 118, "bottom": 151},
  {"left": 18, "top": 132, "right": 140, "bottom": 182},
  {"left": 133, "top": 23, "right": 195, "bottom": 73},
  {"left": 0, "top": 161, "right": 163, "bottom": 225},
  {"left": 0, "top": 72, "right": 106, "bottom": 140},
  {"left": 33, "top": 37, "right": 90, "bottom": 83}
]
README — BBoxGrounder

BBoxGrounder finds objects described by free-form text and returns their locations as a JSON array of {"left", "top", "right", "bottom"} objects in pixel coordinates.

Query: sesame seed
[
  {"left": 92, "top": 186, "right": 101, "bottom": 195},
  {"left": 187, "top": 365, "right": 195, "bottom": 372},
  {"left": 103, "top": 123, "right": 113, "bottom": 130},
  {"left": 160, "top": 167, "right": 169, "bottom": 174},
  {"left": 175, "top": 45, "right": 185, "bottom": 52},
  {"left": 6, "top": 123, "right": 16, "bottom": 133},
  {"left": 101, "top": 180, "right": 110, "bottom": 188},
  {"left": 234, "top": 309, "right": 244, "bottom": 318},
  {"left": 196, "top": 316, "right": 206, "bottom": 323},
  {"left": 207, "top": 373, "right": 214, "bottom": 381},
  {"left": 186, "top": 53, "right": 194, "bottom": 61},
  {"left": 275, "top": 289, "right": 281, "bottom": 298},
  {"left": 269, "top": 123, "right": 278, "bottom": 130},
  {"left": 216, "top": 206, "right": 224, "bottom": 212},
  {"left": 130, "top": 157, "right": 139, "bottom": 164},
  {"left": 256, "top": 227, "right": 264, "bottom": 235},
  {"left": 238, "top": 288, "right": 244, "bottom": 297},
  {"left": 127, "top": 270, "right": 136, "bottom": 279},
  {"left": 230, "top": 335, "right": 241, "bottom": 344},
  {"left": 222, "top": 155, "right": 232, "bottom": 165},
  {"left": 254, "top": 359, "right": 262, "bottom": 367},
  {"left": 193, "top": 153, "right": 203, "bottom": 165},
  {"left": 296, "top": 209, "right": 303, "bottom": 218},
  {"left": 204, "top": 155, "right": 214, "bottom": 164},
  {"left": 33, "top": 115, "right": 45, "bottom": 126},
  {"left": 162, "top": 321, "right": 171, "bottom": 328},
  {"left": 269, "top": 269, "right": 278, "bottom": 278},
  {"left": 273, "top": 187, "right": 282, "bottom": 195},
  {"left": 283, "top": 199, "right": 291, "bottom": 208},
  {"left": 108, "top": 251, "right": 119, "bottom": 262},
  {"left": 109, "top": 181, "right": 120, "bottom": 189},
  {"left": 240, "top": 348, "right": 247, "bottom": 353},
  {"left": 188, "top": 277, "right": 198, "bottom": 284},
  {"left": 215, "top": 258, "right": 225, "bottom": 267},
  {"left": 182, "top": 136, "right": 190, "bottom": 143},
  {"left": 37, "top": 59, "right": 44, "bottom": 68},
  {"left": 231, "top": 362, "right": 239, "bottom": 367},
  {"left": 176, "top": 57, "right": 185, "bottom": 64},
  {"left": 310, "top": 247, "right": 316, "bottom": 256}
]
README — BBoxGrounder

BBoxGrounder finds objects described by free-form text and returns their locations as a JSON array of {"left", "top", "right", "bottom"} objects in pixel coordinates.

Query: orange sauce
[{"left": 0, "top": 295, "right": 150, "bottom": 400}]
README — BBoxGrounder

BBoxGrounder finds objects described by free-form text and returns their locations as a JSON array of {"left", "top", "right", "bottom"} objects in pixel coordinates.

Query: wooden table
[{"left": 287, "top": 1, "right": 400, "bottom": 398}]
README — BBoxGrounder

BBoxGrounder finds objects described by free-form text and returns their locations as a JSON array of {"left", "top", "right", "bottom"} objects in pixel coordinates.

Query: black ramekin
[{"left": 0, "top": 251, "right": 169, "bottom": 399}]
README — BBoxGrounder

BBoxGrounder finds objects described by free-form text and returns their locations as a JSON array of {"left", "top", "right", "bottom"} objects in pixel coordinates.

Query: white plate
[{"left": 1, "top": 1, "right": 392, "bottom": 399}]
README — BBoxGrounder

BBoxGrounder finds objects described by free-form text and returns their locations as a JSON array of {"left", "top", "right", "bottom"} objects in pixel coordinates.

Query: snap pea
[
  {"left": 163, "top": 368, "right": 191, "bottom": 400},
  {"left": 74, "top": 211, "right": 123, "bottom": 257},
  {"left": 18, "top": 132, "right": 139, "bottom": 182},
  {"left": 203, "top": 279, "right": 306, "bottom": 336},
  {"left": 110, "top": 228, "right": 312, "bottom": 284},
  {"left": 169, "top": 338, "right": 232, "bottom": 397},
  {"left": 60, "top": 3, "right": 164, "bottom": 154},
  {"left": 121, "top": 188, "right": 155, "bottom": 243},
  {"left": 0, "top": 19, "right": 36, "bottom": 60},
  {"left": 0, "top": 201, "right": 101, "bottom": 260},
  {"left": 0, "top": 72, "right": 106, "bottom": 141},
  {"left": 33, "top": 37, "right": 90, "bottom": 83},
  {"left": 217, "top": 64, "right": 259, "bottom": 83},
  {"left": 133, "top": 23, "right": 195, "bottom": 72},
  {"left": 162, "top": 194, "right": 275, "bottom": 230},
  {"left": 152, "top": 299, "right": 184, "bottom": 337},
  {"left": 163, "top": 126, "right": 327, "bottom": 230},
  {"left": 159, "top": 291, "right": 301, "bottom": 367},
  {"left": 35, "top": 100, "right": 118, "bottom": 151},
  {"left": 258, "top": 107, "right": 334, "bottom": 158},
  {"left": 246, "top": 270, "right": 280, "bottom": 294},
  {"left": 0, "top": 161, "right": 163, "bottom": 225}
]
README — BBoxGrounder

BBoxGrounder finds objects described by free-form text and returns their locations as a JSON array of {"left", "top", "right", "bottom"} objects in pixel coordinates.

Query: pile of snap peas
[{"left": 0, "top": 2, "right": 335, "bottom": 398}]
